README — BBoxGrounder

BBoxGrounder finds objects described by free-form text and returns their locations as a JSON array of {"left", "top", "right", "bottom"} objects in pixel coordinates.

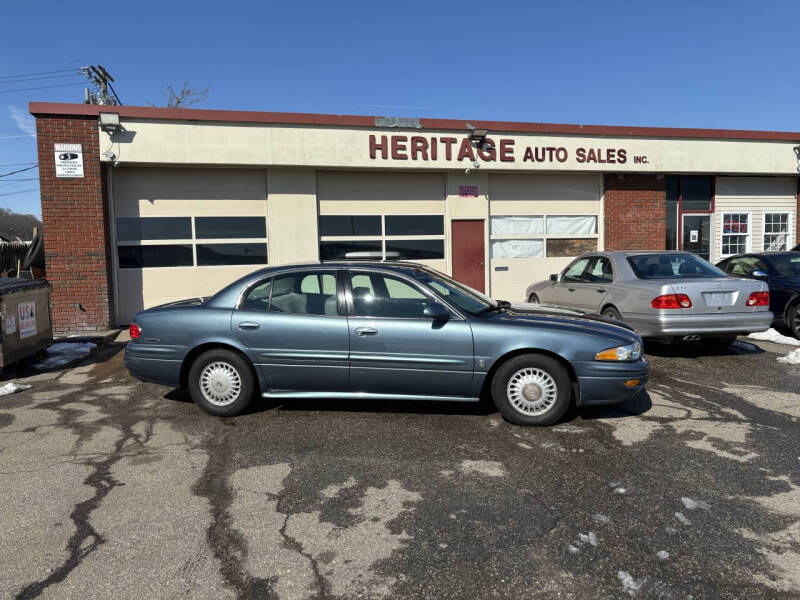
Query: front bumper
[
  {"left": 622, "top": 311, "right": 773, "bottom": 338},
  {"left": 574, "top": 359, "right": 649, "bottom": 407}
]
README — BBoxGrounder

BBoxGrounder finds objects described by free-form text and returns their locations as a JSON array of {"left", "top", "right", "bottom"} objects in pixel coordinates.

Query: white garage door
[
  {"left": 488, "top": 173, "right": 602, "bottom": 301},
  {"left": 112, "top": 167, "right": 268, "bottom": 324},
  {"left": 714, "top": 177, "right": 796, "bottom": 261},
  {"left": 316, "top": 171, "right": 447, "bottom": 271}
]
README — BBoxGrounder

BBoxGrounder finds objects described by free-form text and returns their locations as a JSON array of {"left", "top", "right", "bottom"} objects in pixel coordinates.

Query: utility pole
[{"left": 82, "top": 65, "right": 122, "bottom": 105}]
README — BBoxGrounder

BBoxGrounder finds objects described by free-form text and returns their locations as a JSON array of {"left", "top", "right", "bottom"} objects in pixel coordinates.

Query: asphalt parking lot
[{"left": 1, "top": 337, "right": 799, "bottom": 599}]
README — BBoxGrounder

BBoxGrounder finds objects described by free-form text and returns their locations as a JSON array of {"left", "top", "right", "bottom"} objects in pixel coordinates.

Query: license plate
[{"left": 702, "top": 291, "right": 735, "bottom": 307}]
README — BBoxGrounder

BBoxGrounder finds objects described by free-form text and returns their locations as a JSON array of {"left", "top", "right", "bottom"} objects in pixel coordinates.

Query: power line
[
  {"left": 0, "top": 178, "right": 39, "bottom": 185},
  {"left": 0, "top": 135, "right": 35, "bottom": 140},
  {"left": 0, "top": 165, "right": 38, "bottom": 178},
  {"left": 0, "top": 72, "right": 83, "bottom": 85},
  {"left": 0, "top": 68, "right": 80, "bottom": 80},
  {"left": 0, "top": 188, "right": 38, "bottom": 197},
  {"left": 0, "top": 162, "right": 37, "bottom": 166},
  {"left": 0, "top": 82, "right": 85, "bottom": 95}
]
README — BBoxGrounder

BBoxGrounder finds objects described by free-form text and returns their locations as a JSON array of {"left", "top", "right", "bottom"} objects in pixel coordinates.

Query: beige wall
[
  {"left": 101, "top": 119, "right": 800, "bottom": 175},
  {"left": 267, "top": 169, "right": 318, "bottom": 265}
]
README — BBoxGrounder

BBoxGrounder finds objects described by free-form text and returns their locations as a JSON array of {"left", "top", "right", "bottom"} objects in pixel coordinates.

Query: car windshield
[
  {"left": 411, "top": 268, "right": 494, "bottom": 314},
  {"left": 767, "top": 253, "right": 800, "bottom": 277},
  {"left": 627, "top": 253, "right": 726, "bottom": 279}
]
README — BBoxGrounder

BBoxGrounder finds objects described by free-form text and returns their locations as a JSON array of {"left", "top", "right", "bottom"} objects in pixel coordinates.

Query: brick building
[{"left": 29, "top": 102, "right": 800, "bottom": 333}]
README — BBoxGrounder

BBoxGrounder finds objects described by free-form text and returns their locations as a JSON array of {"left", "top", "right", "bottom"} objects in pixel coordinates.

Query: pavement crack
[
  {"left": 278, "top": 510, "right": 330, "bottom": 600},
  {"left": 192, "top": 433, "right": 275, "bottom": 600}
]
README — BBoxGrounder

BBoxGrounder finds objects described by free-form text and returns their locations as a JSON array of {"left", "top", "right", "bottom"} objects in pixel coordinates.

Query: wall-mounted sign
[
  {"left": 54, "top": 143, "right": 83, "bottom": 178},
  {"left": 459, "top": 185, "right": 479, "bottom": 198},
  {"left": 5, "top": 315, "right": 16, "bottom": 335},
  {"left": 690, "top": 230, "right": 699, "bottom": 243},
  {"left": 18, "top": 301, "right": 36, "bottom": 339},
  {"left": 368, "top": 134, "right": 644, "bottom": 166}
]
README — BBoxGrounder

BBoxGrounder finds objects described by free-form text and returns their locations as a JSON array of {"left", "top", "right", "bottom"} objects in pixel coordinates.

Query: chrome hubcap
[
  {"left": 199, "top": 361, "right": 242, "bottom": 407},
  {"left": 507, "top": 367, "right": 558, "bottom": 416}
]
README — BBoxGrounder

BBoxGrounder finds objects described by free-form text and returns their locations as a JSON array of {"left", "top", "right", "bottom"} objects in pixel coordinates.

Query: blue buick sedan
[{"left": 125, "top": 262, "right": 648, "bottom": 426}]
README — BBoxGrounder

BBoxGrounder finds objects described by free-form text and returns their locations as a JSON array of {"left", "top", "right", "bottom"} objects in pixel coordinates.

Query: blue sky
[{"left": 1, "top": 0, "right": 798, "bottom": 219}]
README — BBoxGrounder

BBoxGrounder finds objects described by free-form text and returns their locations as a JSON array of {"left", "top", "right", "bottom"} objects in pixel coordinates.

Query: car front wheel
[
  {"left": 789, "top": 302, "right": 800, "bottom": 339},
  {"left": 188, "top": 349, "right": 255, "bottom": 416},
  {"left": 491, "top": 354, "right": 571, "bottom": 426}
]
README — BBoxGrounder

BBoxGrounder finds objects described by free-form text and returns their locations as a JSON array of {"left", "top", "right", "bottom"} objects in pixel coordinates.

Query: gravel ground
[{"left": 1, "top": 336, "right": 799, "bottom": 599}]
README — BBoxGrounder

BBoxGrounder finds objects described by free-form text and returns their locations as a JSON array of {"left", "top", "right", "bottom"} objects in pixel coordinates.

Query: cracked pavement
[{"left": 1, "top": 338, "right": 799, "bottom": 599}]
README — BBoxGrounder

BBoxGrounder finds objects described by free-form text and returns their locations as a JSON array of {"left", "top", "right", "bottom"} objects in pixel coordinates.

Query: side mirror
[
  {"left": 423, "top": 301, "right": 450, "bottom": 321},
  {"left": 549, "top": 273, "right": 558, "bottom": 282},
  {"left": 750, "top": 270, "right": 769, "bottom": 279}
]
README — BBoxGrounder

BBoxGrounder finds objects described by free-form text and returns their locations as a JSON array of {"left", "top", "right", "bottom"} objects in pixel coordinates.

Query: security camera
[
  {"left": 465, "top": 168, "right": 471, "bottom": 175},
  {"left": 113, "top": 160, "right": 120, "bottom": 168},
  {"left": 472, "top": 160, "right": 480, "bottom": 169}
]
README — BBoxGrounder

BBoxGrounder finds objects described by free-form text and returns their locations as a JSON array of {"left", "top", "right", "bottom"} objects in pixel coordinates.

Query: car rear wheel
[
  {"left": 601, "top": 306, "right": 622, "bottom": 321},
  {"left": 788, "top": 302, "right": 800, "bottom": 339},
  {"left": 188, "top": 349, "right": 255, "bottom": 416},
  {"left": 491, "top": 354, "right": 571, "bottom": 426},
  {"left": 528, "top": 293, "right": 540, "bottom": 304}
]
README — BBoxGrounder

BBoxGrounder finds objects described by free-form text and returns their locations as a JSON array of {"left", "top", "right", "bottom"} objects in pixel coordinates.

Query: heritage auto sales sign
[{"left": 368, "top": 134, "right": 649, "bottom": 165}]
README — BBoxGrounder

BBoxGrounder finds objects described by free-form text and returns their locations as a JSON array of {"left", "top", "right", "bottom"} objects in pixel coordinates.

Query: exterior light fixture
[
  {"left": 98, "top": 112, "right": 121, "bottom": 134},
  {"left": 469, "top": 128, "right": 489, "bottom": 141}
]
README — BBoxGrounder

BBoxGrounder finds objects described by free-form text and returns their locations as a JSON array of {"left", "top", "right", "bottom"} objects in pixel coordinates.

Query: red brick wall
[
  {"left": 34, "top": 114, "right": 113, "bottom": 333},
  {"left": 604, "top": 174, "right": 666, "bottom": 250}
]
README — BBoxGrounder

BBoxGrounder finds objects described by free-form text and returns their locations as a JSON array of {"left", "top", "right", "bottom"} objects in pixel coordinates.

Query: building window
[
  {"left": 318, "top": 214, "right": 445, "bottom": 261},
  {"left": 720, "top": 212, "right": 750, "bottom": 256},
  {"left": 764, "top": 212, "right": 791, "bottom": 251},
  {"left": 489, "top": 215, "right": 597, "bottom": 259},
  {"left": 116, "top": 216, "right": 268, "bottom": 268}
]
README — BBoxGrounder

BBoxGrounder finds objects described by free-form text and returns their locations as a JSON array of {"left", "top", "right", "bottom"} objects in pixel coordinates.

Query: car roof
[{"left": 242, "top": 260, "right": 429, "bottom": 278}]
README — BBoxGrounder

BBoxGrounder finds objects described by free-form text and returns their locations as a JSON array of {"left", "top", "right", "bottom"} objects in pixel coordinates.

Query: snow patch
[
  {"left": 681, "top": 496, "right": 711, "bottom": 511},
  {"left": 0, "top": 381, "right": 32, "bottom": 396},
  {"left": 675, "top": 512, "right": 691, "bottom": 525},
  {"left": 34, "top": 342, "right": 96, "bottom": 370},
  {"left": 749, "top": 328, "right": 800, "bottom": 346},
  {"left": 593, "top": 513, "right": 610, "bottom": 524},
  {"left": 568, "top": 544, "right": 579, "bottom": 554},
  {"left": 552, "top": 424, "right": 587, "bottom": 434},
  {"left": 656, "top": 550, "right": 670, "bottom": 560},
  {"left": 777, "top": 348, "right": 800, "bottom": 365},
  {"left": 588, "top": 531, "right": 598, "bottom": 546},
  {"left": 613, "top": 487, "right": 627, "bottom": 495},
  {"left": 617, "top": 570, "right": 645, "bottom": 595}
]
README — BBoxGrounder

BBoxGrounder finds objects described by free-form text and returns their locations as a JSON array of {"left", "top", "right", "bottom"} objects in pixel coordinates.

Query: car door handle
[
  {"left": 568, "top": 288, "right": 576, "bottom": 292},
  {"left": 238, "top": 321, "right": 260, "bottom": 331},
  {"left": 354, "top": 327, "right": 378, "bottom": 337},
  {"left": 596, "top": 289, "right": 606, "bottom": 293}
]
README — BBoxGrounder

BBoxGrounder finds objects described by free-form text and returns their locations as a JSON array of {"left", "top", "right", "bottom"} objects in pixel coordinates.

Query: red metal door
[{"left": 451, "top": 220, "right": 486, "bottom": 292}]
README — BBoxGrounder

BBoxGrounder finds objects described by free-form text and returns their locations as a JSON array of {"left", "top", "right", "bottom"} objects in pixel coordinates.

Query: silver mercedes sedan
[{"left": 525, "top": 251, "right": 772, "bottom": 342}]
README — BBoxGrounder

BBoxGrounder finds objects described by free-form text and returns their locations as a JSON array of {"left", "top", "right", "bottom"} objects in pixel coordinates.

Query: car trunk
[{"left": 667, "top": 278, "right": 758, "bottom": 315}]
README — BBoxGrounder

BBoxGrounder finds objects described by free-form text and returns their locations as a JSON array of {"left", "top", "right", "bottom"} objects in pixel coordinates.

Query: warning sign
[
  {"left": 18, "top": 302, "right": 36, "bottom": 339},
  {"left": 5, "top": 315, "right": 16, "bottom": 335},
  {"left": 54, "top": 143, "right": 84, "bottom": 178}
]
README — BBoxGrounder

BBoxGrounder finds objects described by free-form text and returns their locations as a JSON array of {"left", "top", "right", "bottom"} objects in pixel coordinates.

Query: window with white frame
[
  {"left": 764, "top": 212, "right": 791, "bottom": 251},
  {"left": 318, "top": 214, "right": 445, "bottom": 261},
  {"left": 720, "top": 212, "right": 750, "bottom": 256},
  {"left": 489, "top": 215, "right": 597, "bottom": 258}
]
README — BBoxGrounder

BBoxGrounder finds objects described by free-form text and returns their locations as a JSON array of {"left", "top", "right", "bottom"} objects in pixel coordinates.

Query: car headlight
[{"left": 596, "top": 343, "right": 642, "bottom": 361}]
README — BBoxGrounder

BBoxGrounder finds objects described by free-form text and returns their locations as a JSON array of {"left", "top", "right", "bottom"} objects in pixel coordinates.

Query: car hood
[{"left": 485, "top": 304, "right": 640, "bottom": 341}]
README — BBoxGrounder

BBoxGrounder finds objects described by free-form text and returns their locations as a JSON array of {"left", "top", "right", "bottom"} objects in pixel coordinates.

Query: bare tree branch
[{"left": 148, "top": 82, "right": 210, "bottom": 108}]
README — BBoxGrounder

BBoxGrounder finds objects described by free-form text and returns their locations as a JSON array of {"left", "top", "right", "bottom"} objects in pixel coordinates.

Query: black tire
[
  {"left": 187, "top": 349, "right": 255, "bottom": 416},
  {"left": 788, "top": 302, "right": 800, "bottom": 340},
  {"left": 491, "top": 354, "right": 572, "bottom": 426},
  {"left": 22, "top": 231, "right": 45, "bottom": 270},
  {"left": 528, "top": 293, "right": 540, "bottom": 304},
  {"left": 601, "top": 306, "right": 622, "bottom": 321}
]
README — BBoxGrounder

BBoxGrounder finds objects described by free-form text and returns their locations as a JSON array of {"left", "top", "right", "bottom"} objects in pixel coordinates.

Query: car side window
[
  {"left": 349, "top": 272, "right": 429, "bottom": 318},
  {"left": 242, "top": 279, "right": 272, "bottom": 311},
  {"left": 727, "top": 257, "right": 765, "bottom": 277},
  {"left": 585, "top": 257, "right": 613, "bottom": 283},
  {"left": 562, "top": 257, "right": 590, "bottom": 283},
  {"left": 266, "top": 271, "right": 339, "bottom": 316}
]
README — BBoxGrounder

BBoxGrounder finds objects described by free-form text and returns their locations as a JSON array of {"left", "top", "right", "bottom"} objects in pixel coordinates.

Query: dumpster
[{"left": 0, "top": 279, "right": 53, "bottom": 374}]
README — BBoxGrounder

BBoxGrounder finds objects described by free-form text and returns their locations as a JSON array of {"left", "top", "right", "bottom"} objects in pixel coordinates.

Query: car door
[
  {"left": 550, "top": 256, "right": 591, "bottom": 308},
  {"left": 571, "top": 255, "right": 613, "bottom": 311},
  {"left": 232, "top": 268, "right": 350, "bottom": 392},
  {"left": 345, "top": 268, "right": 474, "bottom": 397}
]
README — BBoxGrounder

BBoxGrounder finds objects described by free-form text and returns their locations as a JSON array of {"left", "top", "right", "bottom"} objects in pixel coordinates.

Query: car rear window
[{"left": 627, "top": 254, "right": 726, "bottom": 279}]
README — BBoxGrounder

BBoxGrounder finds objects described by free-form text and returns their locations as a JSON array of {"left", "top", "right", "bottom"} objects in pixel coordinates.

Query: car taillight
[
  {"left": 746, "top": 291, "right": 770, "bottom": 306},
  {"left": 651, "top": 294, "right": 692, "bottom": 309},
  {"left": 129, "top": 323, "right": 141, "bottom": 339}
]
